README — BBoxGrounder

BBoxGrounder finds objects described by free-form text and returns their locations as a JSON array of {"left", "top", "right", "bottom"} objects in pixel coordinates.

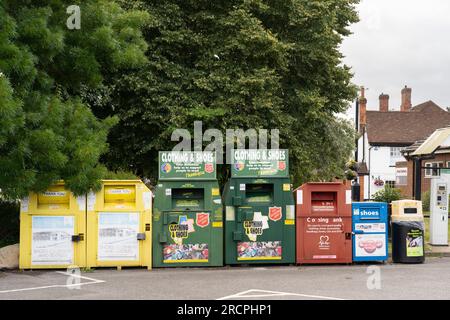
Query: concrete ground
[{"left": 1, "top": 257, "right": 450, "bottom": 300}]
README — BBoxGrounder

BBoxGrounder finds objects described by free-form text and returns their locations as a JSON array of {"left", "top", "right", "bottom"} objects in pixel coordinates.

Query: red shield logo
[
  {"left": 278, "top": 161, "right": 286, "bottom": 171},
  {"left": 196, "top": 212, "right": 210, "bottom": 228},
  {"left": 269, "top": 207, "right": 282, "bottom": 222},
  {"left": 205, "top": 163, "right": 214, "bottom": 173}
]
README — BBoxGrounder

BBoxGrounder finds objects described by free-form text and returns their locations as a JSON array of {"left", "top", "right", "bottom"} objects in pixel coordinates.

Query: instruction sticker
[
  {"left": 20, "top": 197, "right": 29, "bottom": 213},
  {"left": 76, "top": 195, "right": 86, "bottom": 211},
  {"left": 165, "top": 188, "right": 172, "bottom": 196},
  {"left": 240, "top": 184, "right": 246, "bottom": 191},
  {"left": 87, "top": 192, "right": 96, "bottom": 211},
  {"left": 143, "top": 191, "right": 152, "bottom": 210},
  {"left": 346, "top": 190, "right": 352, "bottom": 204},
  {"left": 98, "top": 212, "right": 139, "bottom": 261},
  {"left": 296, "top": 190, "right": 303, "bottom": 204},
  {"left": 31, "top": 216, "right": 74, "bottom": 265},
  {"left": 283, "top": 183, "right": 290, "bottom": 191},
  {"left": 212, "top": 188, "right": 220, "bottom": 196}
]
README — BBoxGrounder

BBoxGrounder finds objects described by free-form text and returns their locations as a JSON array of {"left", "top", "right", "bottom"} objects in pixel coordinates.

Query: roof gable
[
  {"left": 366, "top": 101, "right": 450, "bottom": 145},
  {"left": 410, "top": 100, "right": 446, "bottom": 113}
]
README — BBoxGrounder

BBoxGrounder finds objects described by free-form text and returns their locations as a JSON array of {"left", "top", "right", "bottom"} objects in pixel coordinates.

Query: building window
[
  {"left": 390, "top": 147, "right": 406, "bottom": 166},
  {"left": 425, "top": 162, "right": 443, "bottom": 177},
  {"left": 385, "top": 180, "right": 395, "bottom": 188},
  {"left": 395, "top": 167, "right": 407, "bottom": 186}
]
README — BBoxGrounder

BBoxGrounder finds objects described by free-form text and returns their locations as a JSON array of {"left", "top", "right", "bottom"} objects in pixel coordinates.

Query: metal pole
[
  {"left": 414, "top": 158, "right": 422, "bottom": 200},
  {"left": 355, "top": 98, "right": 359, "bottom": 161}
]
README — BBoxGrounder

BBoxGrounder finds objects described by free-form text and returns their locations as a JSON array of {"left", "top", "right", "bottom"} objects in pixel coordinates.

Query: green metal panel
[
  {"left": 224, "top": 152, "right": 296, "bottom": 264},
  {"left": 153, "top": 151, "right": 223, "bottom": 267}
]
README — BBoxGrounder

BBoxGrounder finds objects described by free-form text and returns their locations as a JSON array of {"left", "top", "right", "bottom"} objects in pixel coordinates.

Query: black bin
[{"left": 392, "top": 221, "right": 425, "bottom": 263}]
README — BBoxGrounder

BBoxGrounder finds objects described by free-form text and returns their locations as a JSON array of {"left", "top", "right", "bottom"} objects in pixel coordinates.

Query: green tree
[
  {"left": 0, "top": 0, "right": 149, "bottom": 199},
  {"left": 90, "top": 0, "right": 359, "bottom": 185}
]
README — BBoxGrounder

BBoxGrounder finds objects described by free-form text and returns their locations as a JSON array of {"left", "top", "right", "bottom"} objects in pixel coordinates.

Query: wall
[{"left": 396, "top": 152, "right": 450, "bottom": 199}]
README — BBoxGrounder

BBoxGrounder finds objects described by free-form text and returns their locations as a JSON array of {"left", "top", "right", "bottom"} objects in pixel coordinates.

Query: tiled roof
[{"left": 366, "top": 101, "right": 450, "bottom": 145}]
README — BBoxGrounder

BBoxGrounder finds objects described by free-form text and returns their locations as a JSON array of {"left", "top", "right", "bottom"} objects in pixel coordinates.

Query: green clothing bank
[
  {"left": 223, "top": 149, "right": 296, "bottom": 264},
  {"left": 152, "top": 151, "right": 223, "bottom": 267}
]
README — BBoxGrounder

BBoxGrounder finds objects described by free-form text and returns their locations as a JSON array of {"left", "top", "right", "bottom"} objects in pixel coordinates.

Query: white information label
[
  {"left": 20, "top": 197, "right": 29, "bottom": 213},
  {"left": 77, "top": 195, "right": 86, "bottom": 211},
  {"left": 98, "top": 212, "right": 139, "bottom": 261},
  {"left": 87, "top": 191, "right": 96, "bottom": 211},
  {"left": 240, "top": 184, "right": 246, "bottom": 191},
  {"left": 143, "top": 191, "right": 152, "bottom": 210},
  {"left": 346, "top": 190, "right": 352, "bottom": 204},
  {"left": 354, "top": 223, "right": 386, "bottom": 233},
  {"left": 31, "top": 216, "right": 74, "bottom": 265},
  {"left": 165, "top": 188, "right": 172, "bottom": 196},
  {"left": 296, "top": 190, "right": 303, "bottom": 204}
]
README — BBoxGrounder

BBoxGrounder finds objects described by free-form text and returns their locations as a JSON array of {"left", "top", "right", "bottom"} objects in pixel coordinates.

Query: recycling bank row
[{"left": 19, "top": 150, "right": 425, "bottom": 270}]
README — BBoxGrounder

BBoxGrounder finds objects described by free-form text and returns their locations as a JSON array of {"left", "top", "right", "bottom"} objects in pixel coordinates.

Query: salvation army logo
[
  {"left": 196, "top": 212, "right": 210, "bottom": 228},
  {"left": 268, "top": 207, "right": 282, "bottom": 222},
  {"left": 161, "top": 163, "right": 172, "bottom": 173},
  {"left": 234, "top": 161, "right": 245, "bottom": 171},
  {"left": 205, "top": 163, "right": 214, "bottom": 173},
  {"left": 278, "top": 161, "right": 286, "bottom": 171}
]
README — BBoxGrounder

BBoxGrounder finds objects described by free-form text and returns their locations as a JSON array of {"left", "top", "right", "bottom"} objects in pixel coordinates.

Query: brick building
[
  {"left": 356, "top": 86, "right": 450, "bottom": 199},
  {"left": 397, "top": 127, "right": 450, "bottom": 199}
]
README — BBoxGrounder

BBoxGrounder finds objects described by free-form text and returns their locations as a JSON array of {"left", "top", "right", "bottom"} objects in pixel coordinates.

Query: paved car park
[{"left": 1, "top": 257, "right": 450, "bottom": 300}]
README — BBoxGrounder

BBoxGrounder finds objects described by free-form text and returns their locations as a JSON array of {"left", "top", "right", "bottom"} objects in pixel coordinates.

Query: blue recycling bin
[{"left": 352, "top": 202, "right": 388, "bottom": 262}]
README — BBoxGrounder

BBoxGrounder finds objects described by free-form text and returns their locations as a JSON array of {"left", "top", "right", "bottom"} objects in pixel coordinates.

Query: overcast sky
[{"left": 341, "top": 0, "right": 450, "bottom": 120}]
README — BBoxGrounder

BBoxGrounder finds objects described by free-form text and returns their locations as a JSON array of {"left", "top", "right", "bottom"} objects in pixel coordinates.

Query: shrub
[
  {"left": 372, "top": 185, "right": 402, "bottom": 203},
  {"left": 422, "top": 190, "right": 430, "bottom": 212},
  {"left": 0, "top": 200, "right": 20, "bottom": 248}
]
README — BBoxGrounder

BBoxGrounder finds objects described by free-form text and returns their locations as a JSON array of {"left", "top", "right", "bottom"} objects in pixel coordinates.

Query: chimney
[
  {"left": 401, "top": 85, "right": 412, "bottom": 112},
  {"left": 379, "top": 93, "right": 389, "bottom": 112},
  {"left": 359, "top": 86, "right": 367, "bottom": 132}
]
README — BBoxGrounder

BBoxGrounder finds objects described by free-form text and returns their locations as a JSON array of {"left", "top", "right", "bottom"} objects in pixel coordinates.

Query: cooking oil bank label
[
  {"left": 159, "top": 151, "right": 216, "bottom": 179},
  {"left": 231, "top": 149, "right": 289, "bottom": 177}
]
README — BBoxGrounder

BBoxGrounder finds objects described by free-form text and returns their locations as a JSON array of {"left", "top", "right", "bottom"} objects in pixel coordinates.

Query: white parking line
[
  {"left": 217, "top": 289, "right": 344, "bottom": 300},
  {"left": 0, "top": 272, "right": 105, "bottom": 294}
]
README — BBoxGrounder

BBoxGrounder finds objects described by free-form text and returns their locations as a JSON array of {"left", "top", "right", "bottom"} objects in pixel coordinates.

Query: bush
[
  {"left": 0, "top": 200, "right": 20, "bottom": 248},
  {"left": 103, "top": 170, "right": 139, "bottom": 180},
  {"left": 422, "top": 190, "right": 430, "bottom": 212},
  {"left": 372, "top": 186, "right": 402, "bottom": 203}
]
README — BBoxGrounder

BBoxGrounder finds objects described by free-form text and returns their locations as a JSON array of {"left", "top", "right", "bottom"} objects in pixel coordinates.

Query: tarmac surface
[{"left": 1, "top": 257, "right": 450, "bottom": 300}]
